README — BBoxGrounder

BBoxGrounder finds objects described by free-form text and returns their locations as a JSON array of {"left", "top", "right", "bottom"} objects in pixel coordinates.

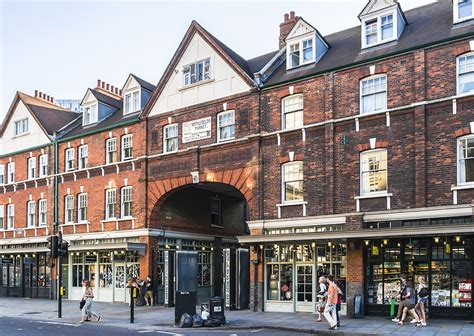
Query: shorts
[
  {"left": 419, "top": 297, "right": 428, "bottom": 304},
  {"left": 406, "top": 304, "right": 415, "bottom": 310},
  {"left": 145, "top": 291, "right": 153, "bottom": 299}
]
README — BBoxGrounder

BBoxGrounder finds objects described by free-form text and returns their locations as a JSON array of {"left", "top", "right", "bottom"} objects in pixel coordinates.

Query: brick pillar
[
  {"left": 345, "top": 215, "right": 364, "bottom": 317},
  {"left": 139, "top": 235, "right": 157, "bottom": 280},
  {"left": 249, "top": 229, "right": 264, "bottom": 311}
]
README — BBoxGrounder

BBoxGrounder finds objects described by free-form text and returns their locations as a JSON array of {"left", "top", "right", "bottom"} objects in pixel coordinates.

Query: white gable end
[
  {"left": 360, "top": 0, "right": 397, "bottom": 18},
  {"left": 0, "top": 100, "right": 50, "bottom": 155},
  {"left": 82, "top": 90, "right": 98, "bottom": 106},
  {"left": 286, "top": 20, "right": 315, "bottom": 41},
  {"left": 149, "top": 33, "right": 251, "bottom": 116},
  {"left": 123, "top": 75, "right": 140, "bottom": 92}
]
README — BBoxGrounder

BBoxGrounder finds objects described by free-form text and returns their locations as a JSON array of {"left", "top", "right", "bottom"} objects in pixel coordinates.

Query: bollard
[{"left": 130, "top": 287, "right": 135, "bottom": 323}]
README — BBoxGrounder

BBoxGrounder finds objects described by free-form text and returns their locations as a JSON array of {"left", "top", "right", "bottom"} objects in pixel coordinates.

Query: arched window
[
  {"left": 281, "top": 94, "right": 303, "bottom": 130},
  {"left": 282, "top": 161, "right": 304, "bottom": 202},
  {"left": 457, "top": 52, "right": 474, "bottom": 95},
  {"left": 360, "top": 149, "right": 388, "bottom": 195},
  {"left": 360, "top": 74, "right": 387, "bottom": 114}
]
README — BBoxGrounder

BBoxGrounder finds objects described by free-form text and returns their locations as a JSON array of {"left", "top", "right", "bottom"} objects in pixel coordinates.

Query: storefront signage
[
  {"left": 182, "top": 117, "right": 211, "bottom": 143},
  {"left": 23, "top": 257, "right": 35, "bottom": 265},
  {"left": 224, "top": 249, "right": 231, "bottom": 308},
  {"left": 1, "top": 257, "right": 13, "bottom": 264},
  {"left": 85, "top": 255, "right": 97, "bottom": 263}
]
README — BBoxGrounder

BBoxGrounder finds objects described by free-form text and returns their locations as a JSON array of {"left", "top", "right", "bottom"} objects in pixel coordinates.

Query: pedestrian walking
[
  {"left": 392, "top": 274, "right": 407, "bottom": 322},
  {"left": 315, "top": 276, "right": 327, "bottom": 322},
  {"left": 335, "top": 280, "right": 343, "bottom": 328},
  {"left": 79, "top": 279, "right": 101, "bottom": 324},
  {"left": 323, "top": 275, "right": 339, "bottom": 330},
  {"left": 414, "top": 276, "right": 428, "bottom": 327},
  {"left": 398, "top": 280, "right": 421, "bottom": 327},
  {"left": 144, "top": 275, "right": 154, "bottom": 306}
]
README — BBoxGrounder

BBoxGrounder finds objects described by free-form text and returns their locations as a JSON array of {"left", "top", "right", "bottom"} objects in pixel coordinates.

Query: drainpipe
[{"left": 53, "top": 134, "right": 58, "bottom": 233}]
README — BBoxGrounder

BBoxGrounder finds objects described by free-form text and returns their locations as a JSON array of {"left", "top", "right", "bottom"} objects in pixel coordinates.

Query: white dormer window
[
  {"left": 455, "top": 0, "right": 473, "bottom": 23},
  {"left": 124, "top": 90, "right": 140, "bottom": 114},
  {"left": 363, "top": 13, "right": 395, "bottom": 48},
  {"left": 14, "top": 118, "right": 29, "bottom": 136},
  {"left": 83, "top": 104, "right": 97, "bottom": 125},
  {"left": 183, "top": 58, "right": 211, "bottom": 86},
  {"left": 287, "top": 37, "right": 315, "bottom": 69}
]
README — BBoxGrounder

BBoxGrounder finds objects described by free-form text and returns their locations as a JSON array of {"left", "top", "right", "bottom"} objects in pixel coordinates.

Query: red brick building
[{"left": 1, "top": 0, "right": 473, "bottom": 320}]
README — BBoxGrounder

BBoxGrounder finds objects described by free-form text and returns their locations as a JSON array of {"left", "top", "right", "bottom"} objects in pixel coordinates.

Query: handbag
[
  {"left": 79, "top": 299, "right": 86, "bottom": 310},
  {"left": 419, "top": 287, "right": 429, "bottom": 298}
]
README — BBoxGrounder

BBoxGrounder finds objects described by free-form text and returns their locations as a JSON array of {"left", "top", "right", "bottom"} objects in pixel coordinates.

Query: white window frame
[
  {"left": 105, "top": 189, "right": 116, "bottom": 220},
  {"left": 7, "top": 204, "right": 14, "bottom": 229},
  {"left": 281, "top": 94, "right": 304, "bottom": 130},
  {"left": 82, "top": 104, "right": 98, "bottom": 125},
  {"left": 7, "top": 162, "right": 15, "bottom": 184},
  {"left": 217, "top": 110, "right": 235, "bottom": 143},
  {"left": 27, "top": 157, "right": 36, "bottom": 180},
  {"left": 64, "top": 195, "right": 74, "bottom": 224},
  {"left": 457, "top": 135, "right": 474, "bottom": 186},
  {"left": 124, "top": 90, "right": 141, "bottom": 115},
  {"left": 121, "top": 187, "right": 133, "bottom": 218},
  {"left": 27, "top": 200, "right": 36, "bottom": 228},
  {"left": 0, "top": 164, "right": 5, "bottom": 185},
  {"left": 360, "top": 149, "right": 388, "bottom": 196},
  {"left": 286, "top": 36, "right": 316, "bottom": 70},
  {"left": 14, "top": 118, "right": 29, "bottom": 136},
  {"left": 38, "top": 199, "right": 47, "bottom": 226},
  {"left": 39, "top": 154, "right": 48, "bottom": 177},
  {"left": 183, "top": 58, "right": 211, "bottom": 86},
  {"left": 121, "top": 134, "right": 133, "bottom": 160},
  {"left": 77, "top": 193, "right": 88, "bottom": 223},
  {"left": 360, "top": 74, "right": 388, "bottom": 115},
  {"left": 281, "top": 161, "right": 304, "bottom": 203},
  {"left": 163, "top": 124, "right": 179, "bottom": 153},
  {"left": 78, "top": 145, "right": 88, "bottom": 169},
  {"left": 454, "top": 0, "right": 474, "bottom": 24},
  {"left": 361, "top": 10, "right": 398, "bottom": 49},
  {"left": 0, "top": 205, "right": 4, "bottom": 230},
  {"left": 106, "top": 138, "right": 117, "bottom": 164},
  {"left": 457, "top": 52, "right": 474, "bottom": 96},
  {"left": 65, "top": 148, "right": 75, "bottom": 171}
]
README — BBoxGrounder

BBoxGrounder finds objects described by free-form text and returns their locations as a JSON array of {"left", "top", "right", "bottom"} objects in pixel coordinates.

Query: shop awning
[
  {"left": 68, "top": 242, "right": 146, "bottom": 255},
  {"left": 237, "top": 224, "right": 474, "bottom": 244},
  {"left": 0, "top": 246, "right": 49, "bottom": 255}
]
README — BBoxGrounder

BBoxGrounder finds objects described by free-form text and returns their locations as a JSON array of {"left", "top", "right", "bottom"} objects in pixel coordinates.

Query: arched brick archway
[{"left": 148, "top": 166, "right": 257, "bottom": 225}]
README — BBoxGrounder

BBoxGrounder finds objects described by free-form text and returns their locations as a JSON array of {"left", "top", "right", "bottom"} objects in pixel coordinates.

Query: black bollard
[{"left": 130, "top": 288, "right": 135, "bottom": 323}]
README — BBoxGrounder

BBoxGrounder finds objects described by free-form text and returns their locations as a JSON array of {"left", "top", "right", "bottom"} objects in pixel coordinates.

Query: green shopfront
[{"left": 365, "top": 235, "right": 473, "bottom": 319}]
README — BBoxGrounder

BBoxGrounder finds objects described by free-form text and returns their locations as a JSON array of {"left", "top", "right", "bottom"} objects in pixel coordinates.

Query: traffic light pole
[{"left": 57, "top": 231, "right": 62, "bottom": 318}]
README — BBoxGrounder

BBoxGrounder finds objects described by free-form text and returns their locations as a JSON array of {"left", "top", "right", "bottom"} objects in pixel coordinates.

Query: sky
[{"left": 0, "top": 0, "right": 437, "bottom": 121}]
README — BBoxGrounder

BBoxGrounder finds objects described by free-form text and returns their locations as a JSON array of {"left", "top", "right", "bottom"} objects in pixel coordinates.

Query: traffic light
[
  {"left": 58, "top": 239, "right": 69, "bottom": 258},
  {"left": 47, "top": 235, "right": 59, "bottom": 258}
]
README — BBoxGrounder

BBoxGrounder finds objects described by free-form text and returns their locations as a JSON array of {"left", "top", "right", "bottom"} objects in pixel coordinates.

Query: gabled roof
[
  {"left": 285, "top": 17, "right": 330, "bottom": 48},
  {"left": 143, "top": 20, "right": 255, "bottom": 117},
  {"left": 81, "top": 88, "right": 122, "bottom": 109},
  {"left": 261, "top": 0, "right": 473, "bottom": 87},
  {"left": 0, "top": 92, "right": 78, "bottom": 138},
  {"left": 123, "top": 73, "right": 156, "bottom": 93},
  {"left": 359, "top": 0, "right": 398, "bottom": 18}
]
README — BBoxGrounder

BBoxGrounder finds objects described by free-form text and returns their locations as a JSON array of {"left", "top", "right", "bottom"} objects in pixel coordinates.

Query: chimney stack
[
  {"left": 279, "top": 11, "right": 299, "bottom": 49},
  {"left": 34, "top": 90, "right": 57, "bottom": 105},
  {"left": 95, "top": 79, "right": 122, "bottom": 98}
]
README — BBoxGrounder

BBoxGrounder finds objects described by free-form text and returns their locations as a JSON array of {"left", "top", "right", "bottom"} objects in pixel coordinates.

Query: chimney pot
[
  {"left": 114, "top": 88, "right": 118, "bottom": 95},
  {"left": 290, "top": 11, "right": 295, "bottom": 19},
  {"left": 46, "top": 95, "right": 50, "bottom": 101},
  {"left": 39, "top": 92, "right": 43, "bottom": 99},
  {"left": 110, "top": 85, "right": 115, "bottom": 92},
  {"left": 34, "top": 90, "right": 38, "bottom": 98},
  {"left": 97, "top": 79, "right": 101, "bottom": 88},
  {"left": 119, "top": 90, "right": 123, "bottom": 96},
  {"left": 284, "top": 13, "right": 289, "bottom": 22},
  {"left": 101, "top": 82, "right": 105, "bottom": 89},
  {"left": 51, "top": 97, "right": 54, "bottom": 103},
  {"left": 106, "top": 83, "right": 110, "bottom": 91}
]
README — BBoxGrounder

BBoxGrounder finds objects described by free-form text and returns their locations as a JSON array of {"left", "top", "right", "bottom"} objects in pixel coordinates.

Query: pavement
[{"left": 0, "top": 298, "right": 474, "bottom": 335}]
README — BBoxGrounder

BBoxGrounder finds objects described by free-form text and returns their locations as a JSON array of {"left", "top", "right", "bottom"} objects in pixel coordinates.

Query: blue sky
[{"left": 0, "top": 0, "right": 436, "bottom": 120}]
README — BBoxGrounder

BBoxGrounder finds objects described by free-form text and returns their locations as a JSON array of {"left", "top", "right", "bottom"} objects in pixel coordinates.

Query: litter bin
[{"left": 209, "top": 296, "right": 225, "bottom": 325}]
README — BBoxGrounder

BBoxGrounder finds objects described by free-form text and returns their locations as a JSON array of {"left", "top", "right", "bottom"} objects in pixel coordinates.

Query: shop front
[
  {"left": 263, "top": 241, "right": 347, "bottom": 314},
  {"left": 365, "top": 235, "right": 473, "bottom": 319},
  {"left": 0, "top": 252, "right": 51, "bottom": 299}
]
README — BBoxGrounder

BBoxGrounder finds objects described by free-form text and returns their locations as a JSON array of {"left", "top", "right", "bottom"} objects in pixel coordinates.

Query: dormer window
[
  {"left": 124, "top": 90, "right": 140, "bottom": 114},
  {"left": 455, "top": 0, "right": 473, "bottom": 23},
  {"left": 363, "top": 14, "right": 395, "bottom": 48},
  {"left": 288, "top": 37, "right": 315, "bottom": 69},
  {"left": 359, "top": 1, "right": 406, "bottom": 49},
  {"left": 83, "top": 104, "right": 97, "bottom": 125},
  {"left": 183, "top": 58, "right": 211, "bottom": 86}
]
